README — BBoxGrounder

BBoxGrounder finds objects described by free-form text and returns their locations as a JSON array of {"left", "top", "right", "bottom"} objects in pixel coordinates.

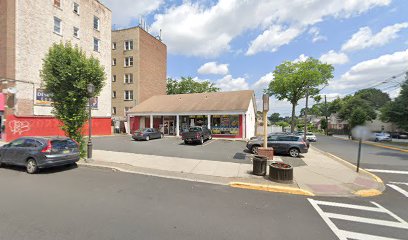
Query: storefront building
[{"left": 127, "top": 90, "right": 257, "bottom": 140}]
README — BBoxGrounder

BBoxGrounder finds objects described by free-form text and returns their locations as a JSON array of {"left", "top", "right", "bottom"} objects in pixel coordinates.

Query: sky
[{"left": 102, "top": 0, "right": 408, "bottom": 117}]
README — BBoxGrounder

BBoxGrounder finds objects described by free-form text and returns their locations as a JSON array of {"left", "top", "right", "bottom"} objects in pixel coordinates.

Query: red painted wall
[
  {"left": 4, "top": 115, "right": 111, "bottom": 142},
  {"left": 130, "top": 116, "right": 140, "bottom": 133},
  {"left": 153, "top": 117, "right": 161, "bottom": 129},
  {"left": 145, "top": 117, "right": 150, "bottom": 128}
]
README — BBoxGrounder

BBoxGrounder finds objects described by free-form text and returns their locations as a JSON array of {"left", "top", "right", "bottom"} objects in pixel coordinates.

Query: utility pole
[
  {"left": 324, "top": 94, "right": 328, "bottom": 136},
  {"left": 303, "top": 87, "right": 309, "bottom": 141},
  {"left": 263, "top": 94, "right": 269, "bottom": 148}
]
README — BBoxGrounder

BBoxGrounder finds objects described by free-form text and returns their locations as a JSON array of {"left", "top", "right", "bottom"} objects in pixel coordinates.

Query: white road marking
[
  {"left": 365, "top": 169, "right": 408, "bottom": 175},
  {"left": 308, "top": 199, "right": 408, "bottom": 240},
  {"left": 201, "top": 139, "right": 217, "bottom": 147},
  {"left": 390, "top": 182, "right": 408, "bottom": 186},
  {"left": 387, "top": 184, "right": 408, "bottom": 198}
]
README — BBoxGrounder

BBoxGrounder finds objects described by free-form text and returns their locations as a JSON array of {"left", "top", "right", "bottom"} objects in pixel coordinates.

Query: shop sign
[{"left": 35, "top": 89, "right": 53, "bottom": 105}]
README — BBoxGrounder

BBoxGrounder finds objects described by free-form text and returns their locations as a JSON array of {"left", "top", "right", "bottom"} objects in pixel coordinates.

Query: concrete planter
[{"left": 269, "top": 162, "right": 293, "bottom": 183}]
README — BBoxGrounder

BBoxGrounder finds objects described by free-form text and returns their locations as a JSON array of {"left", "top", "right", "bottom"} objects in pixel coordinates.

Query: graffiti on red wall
[{"left": 5, "top": 115, "right": 112, "bottom": 142}]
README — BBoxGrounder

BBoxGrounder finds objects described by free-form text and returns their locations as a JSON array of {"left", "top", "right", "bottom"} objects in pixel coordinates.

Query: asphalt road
[{"left": 0, "top": 166, "right": 337, "bottom": 240}]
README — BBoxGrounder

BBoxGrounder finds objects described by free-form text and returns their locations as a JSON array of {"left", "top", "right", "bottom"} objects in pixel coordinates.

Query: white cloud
[
  {"left": 215, "top": 75, "right": 249, "bottom": 92},
  {"left": 319, "top": 50, "right": 349, "bottom": 65},
  {"left": 150, "top": 0, "right": 390, "bottom": 57},
  {"left": 252, "top": 72, "right": 274, "bottom": 91},
  {"left": 341, "top": 22, "right": 408, "bottom": 52},
  {"left": 246, "top": 25, "right": 303, "bottom": 55},
  {"left": 102, "top": 0, "right": 164, "bottom": 27},
  {"left": 308, "top": 27, "right": 327, "bottom": 43},
  {"left": 330, "top": 49, "right": 408, "bottom": 91},
  {"left": 293, "top": 54, "right": 309, "bottom": 63},
  {"left": 197, "top": 62, "right": 229, "bottom": 75}
]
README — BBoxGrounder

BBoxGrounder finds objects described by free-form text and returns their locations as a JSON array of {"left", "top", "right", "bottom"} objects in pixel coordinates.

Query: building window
[
  {"left": 112, "top": 91, "right": 116, "bottom": 99},
  {"left": 112, "top": 42, "right": 116, "bottom": 50},
  {"left": 210, "top": 115, "right": 240, "bottom": 136},
  {"left": 93, "top": 37, "right": 100, "bottom": 52},
  {"left": 124, "top": 57, "right": 133, "bottom": 67},
  {"left": 124, "top": 90, "right": 133, "bottom": 101},
  {"left": 54, "top": 17, "right": 62, "bottom": 34},
  {"left": 112, "top": 58, "right": 116, "bottom": 66},
  {"left": 124, "top": 74, "right": 133, "bottom": 84},
  {"left": 54, "top": 0, "right": 61, "bottom": 8},
  {"left": 112, "top": 75, "right": 116, "bottom": 82},
  {"left": 73, "top": 2, "right": 79, "bottom": 14},
  {"left": 73, "top": 27, "right": 79, "bottom": 38},
  {"left": 112, "top": 107, "right": 116, "bottom": 115},
  {"left": 93, "top": 16, "right": 100, "bottom": 30},
  {"left": 124, "top": 40, "right": 133, "bottom": 51}
]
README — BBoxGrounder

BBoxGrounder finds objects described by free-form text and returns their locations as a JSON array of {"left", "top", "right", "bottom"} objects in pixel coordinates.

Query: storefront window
[
  {"left": 211, "top": 115, "right": 239, "bottom": 135},
  {"left": 180, "top": 115, "right": 208, "bottom": 132}
]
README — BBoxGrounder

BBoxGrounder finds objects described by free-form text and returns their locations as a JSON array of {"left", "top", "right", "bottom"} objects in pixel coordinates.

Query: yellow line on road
[{"left": 229, "top": 182, "right": 315, "bottom": 196}]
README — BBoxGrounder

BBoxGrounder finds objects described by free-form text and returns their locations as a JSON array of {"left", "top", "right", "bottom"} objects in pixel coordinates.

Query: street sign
[
  {"left": 351, "top": 126, "right": 371, "bottom": 141},
  {"left": 262, "top": 94, "right": 269, "bottom": 112}
]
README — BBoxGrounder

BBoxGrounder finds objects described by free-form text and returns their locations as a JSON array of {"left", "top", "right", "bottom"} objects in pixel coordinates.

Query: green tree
[
  {"left": 167, "top": 77, "right": 220, "bottom": 94},
  {"left": 41, "top": 43, "right": 105, "bottom": 156},
  {"left": 380, "top": 78, "right": 408, "bottom": 131},
  {"left": 267, "top": 58, "right": 334, "bottom": 132},
  {"left": 354, "top": 88, "right": 391, "bottom": 109},
  {"left": 268, "top": 112, "right": 281, "bottom": 123},
  {"left": 338, "top": 97, "right": 377, "bottom": 130},
  {"left": 320, "top": 118, "right": 328, "bottom": 131},
  {"left": 328, "top": 97, "right": 343, "bottom": 114}
]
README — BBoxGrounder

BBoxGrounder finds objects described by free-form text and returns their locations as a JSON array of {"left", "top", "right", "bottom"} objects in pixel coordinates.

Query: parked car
[
  {"left": 305, "top": 132, "right": 317, "bottom": 142},
  {"left": 390, "top": 132, "right": 408, "bottom": 139},
  {"left": 182, "top": 126, "right": 212, "bottom": 144},
  {"left": 0, "top": 137, "right": 80, "bottom": 174},
  {"left": 246, "top": 134, "right": 308, "bottom": 157},
  {"left": 132, "top": 128, "right": 163, "bottom": 141},
  {"left": 369, "top": 133, "right": 392, "bottom": 142}
]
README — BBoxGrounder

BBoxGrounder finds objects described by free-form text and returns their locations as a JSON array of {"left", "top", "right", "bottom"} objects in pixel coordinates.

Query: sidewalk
[{"left": 79, "top": 147, "right": 385, "bottom": 197}]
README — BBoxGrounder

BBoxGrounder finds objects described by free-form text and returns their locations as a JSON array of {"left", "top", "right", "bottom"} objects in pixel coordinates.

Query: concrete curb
[
  {"left": 229, "top": 182, "right": 315, "bottom": 196},
  {"left": 311, "top": 146, "right": 385, "bottom": 197}
]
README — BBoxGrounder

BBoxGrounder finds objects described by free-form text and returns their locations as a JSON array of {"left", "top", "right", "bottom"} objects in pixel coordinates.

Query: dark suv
[
  {"left": 0, "top": 137, "right": 80, "bottom": 174},
  {"left": 246, "top": 134, "right": 308, "bottom": 157}
]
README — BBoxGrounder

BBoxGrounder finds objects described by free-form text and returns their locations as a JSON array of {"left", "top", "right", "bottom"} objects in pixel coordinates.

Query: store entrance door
[{"left": 163, "top": 120, "right": 175, "bottom": 135}]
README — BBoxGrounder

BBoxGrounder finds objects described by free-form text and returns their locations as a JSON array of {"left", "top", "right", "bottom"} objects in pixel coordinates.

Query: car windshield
[
  {"left": 306, "top": 133, "right": 314, "bottom": 136},
  {"left": 189, "top": 127, "right": 202, "bottom": 132}
]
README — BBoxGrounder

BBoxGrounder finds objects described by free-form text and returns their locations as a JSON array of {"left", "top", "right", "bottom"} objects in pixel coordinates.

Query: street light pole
[{"left": 87, "top": 83, "right": 95, "bottom": 160}]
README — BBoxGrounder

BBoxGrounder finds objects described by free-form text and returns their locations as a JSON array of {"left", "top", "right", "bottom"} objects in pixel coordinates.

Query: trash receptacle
[{"left": 252, "top": 155, "right": 267, "bottom": 176}]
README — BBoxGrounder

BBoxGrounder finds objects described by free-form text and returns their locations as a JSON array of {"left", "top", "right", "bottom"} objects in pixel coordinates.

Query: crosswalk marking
[
  {"left": 308, "top": 199, "right": 408, "bottom": 240},
  {"left": 365, "top": 169, "right": 408, "bottom": 175},
  {"left": 387, "top": 183, "right": 408, "bottom": 198}
]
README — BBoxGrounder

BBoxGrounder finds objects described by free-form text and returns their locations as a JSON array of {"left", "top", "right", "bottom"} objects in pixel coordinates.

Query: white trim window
[
  {"left": 124, "top": 90, "right": 133, "bottom": 101},
  {"left": 124, "top": 57, "right": 133, "bottom": 67},
  {"left": 112, "top": 107, "right": 116, "bottom": 115},
  {"left": 73, "top": 27, "right": 79, "bottom": 38},
  {"left": 112, "top": 58, "right": 116, "bottom": 66},
  {"left": 93, "top": 37, "right": 100, "bottom": 52},
  {"left": 54, "top": 17, "right": 62, "bottom": 34},
  {"left": 93, "top": 16, "right": 100, "bottom": 30},
  {"left": 124, "top": 73, "right": 133, "bottom": 84},
  {"left": 112, "top": 42, "right": 116, "bottom": 50},
  {"left": 124, "top": 40, "right": 133, "bottom": 51},
  {"left": 112, "top": 91, "right": 116, "bottom": 99},
  {"left": 112, "top": 75, "right": 116, "bottom": 82},
  {"left": 73, "top": 2, "right": 80, "bottom": 14}
]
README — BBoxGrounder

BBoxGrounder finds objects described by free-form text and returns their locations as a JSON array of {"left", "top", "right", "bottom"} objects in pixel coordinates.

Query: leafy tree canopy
[
  {"left": 380, "top": 77, "right": 408, "bottom": 131},
  {"left": 268, "top": 113, "right": 282, "bottom": 123},
  {"left": 41, "top": 42, "right": 105, "bottom": 156},
  {"left": 167, "top": 77, "right": 220, "bottom": 95},
  {"left": 338, "top": 97, "right": 377, "bottom": 129},
  {"left": 354, "top": 88, "right": 391, "bottom": 109},
  {"left": 267, "top": 58, "right": 334, "bottom": 132}
]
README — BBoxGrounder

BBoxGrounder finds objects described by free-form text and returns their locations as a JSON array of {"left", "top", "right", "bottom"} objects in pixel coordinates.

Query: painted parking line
[
  {"left": 365, "top": 169, "right": 408, "bottom": 175},
  {"left": 387, "top": 182, "right": 408, "bottom": 198},
  {"left": 201, "top": 139, "right": 217, "bottom": 147},
  {"left": 308, "top": 198, "right": 408, "bottom": 240}
]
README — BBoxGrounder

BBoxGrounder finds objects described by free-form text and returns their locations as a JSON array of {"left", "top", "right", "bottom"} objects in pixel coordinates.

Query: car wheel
[
  {"left": 199, "top": 137, "right": 204, "bottom": 145},
  {"left": 251, "top": 145, "right": 259, "bottom": 154},
  {"left": 374, "top": 138, "right": 379, "bottom": 142},
  {"left": 26, "top": 158, "right": 38, "bottom": 174},
  {"left": 184, "top": 140, "right": 189, "bottom": 145},
  {"left": 146, "top": 136, "right": 150, "bottom": 141},
  {"left": 208, "top": 135, "right": 212, "bottom": 140},
  {"left": 289, "top": 148, "right": 300, "bottom": 158}
]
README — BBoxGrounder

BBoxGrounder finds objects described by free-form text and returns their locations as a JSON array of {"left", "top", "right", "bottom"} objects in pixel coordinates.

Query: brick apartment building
[
  {"left": 111, "top": 26, "right": 167, "bottom": 131},
  {"left": 0, "top": 0, "right": 112, "bottom": 141}
]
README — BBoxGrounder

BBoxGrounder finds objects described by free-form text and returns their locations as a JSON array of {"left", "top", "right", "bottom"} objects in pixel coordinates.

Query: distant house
[{"left": 328, "top": 112, "right": 397, "bottom": 132}]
